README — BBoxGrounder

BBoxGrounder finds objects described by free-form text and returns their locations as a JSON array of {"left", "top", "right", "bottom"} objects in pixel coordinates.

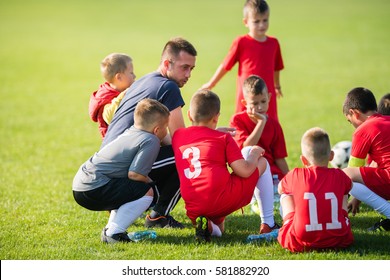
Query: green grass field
[{"left": 1, "top": 0, "right": 390, "bottom": 260}]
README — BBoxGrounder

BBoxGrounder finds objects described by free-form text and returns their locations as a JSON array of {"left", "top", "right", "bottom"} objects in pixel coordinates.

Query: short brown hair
[
  {"left": 243, "top": 75, "right": 268, "bottom": 97},
  {"left": 100, "top": 53, "right": 132, "bottom": 82},
  {"left": 243, "top": 0, "right": 269, "bottom": 18},
  {"left": 342, "top": 87, "right": 377, "bottom": 115},
  {"left": 134, "top": 98, "right": 170, "bottom": 129},
  {"left": 161, "top": 37, "right": 197, "bottom": 61},
  {"left": 378, "top": 93, "right": 390, "bottom": 115},
  {"left": 301, "top": 127, "right": 331, "bottom": 165},
  {"left": 190, "top": 89, "right": 220, "bottom": 123}
]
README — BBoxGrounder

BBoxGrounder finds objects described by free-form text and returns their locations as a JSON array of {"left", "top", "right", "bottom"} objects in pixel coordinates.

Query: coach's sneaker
[
  {"left": 101, "top": 228, "right": 132, "bottom": 244},
  {"left": 259, "top": 223, "right": 280, "bottom": 234},
  {"left": 145, "top": 214, "right": 184, "bottom": 229},
  {"left": 368, "top": 218, "right": 390, "bottom": 232},
  {"left": 195, "top": 216, "right": 211, "bottom": 243}
]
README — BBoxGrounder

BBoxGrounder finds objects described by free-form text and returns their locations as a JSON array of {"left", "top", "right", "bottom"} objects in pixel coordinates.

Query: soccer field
[{"left": 1, "top": 0, "right": 389, "bottom": 263}]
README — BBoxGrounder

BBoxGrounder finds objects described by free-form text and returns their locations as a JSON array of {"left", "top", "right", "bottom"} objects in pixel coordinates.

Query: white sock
[
  {"left": 210, "top": 221, "right": 222, "bottom": 237},
  {"left": 350, "top": 182, "right": 390, "bottom": 218},
  {"left": 105, "top": 209, "right": 117, "bottom": 229},
  {"left": 254, "top": 161, "right": 275, "bottom": 227},
  {"left": 106, "top": 196, "right": 153, "bottom": 236}
]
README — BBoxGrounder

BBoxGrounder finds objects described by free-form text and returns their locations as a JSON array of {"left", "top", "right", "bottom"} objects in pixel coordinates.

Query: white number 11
[{"left": 304, "top": 192, "right": 342, "bottom": 232}]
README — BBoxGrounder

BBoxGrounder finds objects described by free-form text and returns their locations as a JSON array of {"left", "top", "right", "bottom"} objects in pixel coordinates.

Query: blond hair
[
  {"left": 301, "top": 127, "right": 331, "bottom": 165},
  {"left": 100, "top": 53, "right": 132, "bottom": 82},
  {"left": 134, "top": 99, "right": 170, "bottom": 130}
]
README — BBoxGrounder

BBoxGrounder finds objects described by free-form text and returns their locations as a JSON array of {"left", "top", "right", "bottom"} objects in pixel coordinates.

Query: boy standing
[
  {"left": 202, "top": 0, "right": 284, "bottom": 121},
  {"left": 172, "top": 90, "right": 277, "bottom": 242},
  {"left": 230, "top": 75, "right": 289, "bottom": 180},
  {"left": 342, "top": 87, "right": 390, "bottom": 231},
  {"left": 89, "top": 53, "right": 136, "bottom": 138},
  {"left": 277, "top": 127, "right": 354, "bottom": 252},
  {"left": 73, "top": 99, "right": 169, "bottom": 243}
]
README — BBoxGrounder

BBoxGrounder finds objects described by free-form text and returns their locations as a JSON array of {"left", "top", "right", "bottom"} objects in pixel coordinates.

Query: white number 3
[{"left": 183, "top": 147, "right": 202, "bottom": 179}]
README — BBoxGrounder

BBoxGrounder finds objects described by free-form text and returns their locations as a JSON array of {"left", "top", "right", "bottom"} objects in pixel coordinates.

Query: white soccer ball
[{"left": 330, "top": 141, "right": 352, "bottom": 169}]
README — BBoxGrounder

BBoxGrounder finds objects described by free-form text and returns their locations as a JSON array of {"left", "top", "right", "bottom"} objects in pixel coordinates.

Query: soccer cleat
[
  {"left": 195, "top": 216, "right": 211, "bottom": 243},
  {"left": 101, "top": 228, "right": 132, "bottom": 244},
  {"left": 368, "top": 218, "right": 390, "bottom": 232},
  {"left": 145, "top": 214, "right": 185, "bottom": 229},
  {"left": 259, "top": 223, "right": 280, "bottom": 234}
]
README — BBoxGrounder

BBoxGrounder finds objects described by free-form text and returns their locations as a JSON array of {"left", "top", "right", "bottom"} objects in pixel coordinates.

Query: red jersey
[
  {"left": 230, "top": 111, "right": 287, "bottom": 179},
  {"left": 89, "top": 82, "right": 121, "bottom": 138},
  {"left": 172, "top": 126, "right": 259, "bottom": 224},
  {"left": 222, "top": 34, "right": 284, "bottom": 119},
  {"left": 351, "top": 113, "right": 390, "bottom": 198},
  {"left": 277, "top": 166, "right": 354, "bottom": 252}
]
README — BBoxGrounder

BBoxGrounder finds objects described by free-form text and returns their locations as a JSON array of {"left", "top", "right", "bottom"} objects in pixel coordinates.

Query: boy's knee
[
  {"left": 146, "top": 187, "right": 154, "bottom": 197},
  {"left": 257, "top": 157, "right": 269, "bottom": 174}
]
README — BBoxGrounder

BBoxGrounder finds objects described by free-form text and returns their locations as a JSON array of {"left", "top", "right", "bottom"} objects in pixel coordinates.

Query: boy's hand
[
  {"left": 216, "top": 127, "right": 236, "bottom": 137},
  {"left": 249, "top": 145, "right": 265, "bottom": 158},
  {"left": 275, "top": 88, "right": 283, "bottom": 98},
  {"left": 248, "top": 108, "right": 267, "bottom": 123},
  {"left": 347, "top": 197, "right": 361, "bottom": 216}
]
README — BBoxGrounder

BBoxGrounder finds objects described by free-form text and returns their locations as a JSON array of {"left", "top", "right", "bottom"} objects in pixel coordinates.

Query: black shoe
[
  {"left": 195, "top": 216, "right": 211, "bottom": 243},
  {"left": 368, "top": 218, "right": 390, "bottom": 232},
  {"left": 145, "top": 214, "right": 184, "bottom": 229},
  {"left": 101, "top": 228, "right": 132, "bottom": 243}
]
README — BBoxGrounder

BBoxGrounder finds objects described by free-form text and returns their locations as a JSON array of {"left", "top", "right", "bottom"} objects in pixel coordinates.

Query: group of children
[{"left": 73, "top": 0, "right": 390, "bottom": 253}]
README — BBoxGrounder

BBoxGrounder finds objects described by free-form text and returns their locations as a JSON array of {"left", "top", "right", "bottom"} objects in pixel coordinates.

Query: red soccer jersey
[
  {"left": 222, "top": 34, "right": 284, "bottom": 119},
  {"left": 351, "top": 114, "right": 390, "bottom": 197},
  {"left": 230, "top": 111, "right": 287, "bottom": 179},
  {"left": 172, "top": 126, "right": 259, "bottom": 224},
  {"left": 277, "top": 166, "right": 354, "bottom": 252}
]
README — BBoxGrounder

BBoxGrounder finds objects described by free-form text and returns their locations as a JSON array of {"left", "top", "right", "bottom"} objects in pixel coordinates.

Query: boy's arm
[
  {"left": 274, "top": 71, "right": 283, "bottom": 98},
  {"left": 243, "top": 113, "right": 267, "bottom": 147},
  {"left": 201, "top": 64, "right": 228, "bottom": 90},
  {"left": 230, "top": 146, "right": 264, "bottom": 178},
  {"left": 128, "top": 171, "right": 151, "bottom": 183},
  {"left": 274, "top": 158, "right": 289, "bottom": 175},
  {"left": 102, "top": 91, "right": 126, "bottom": 124}
]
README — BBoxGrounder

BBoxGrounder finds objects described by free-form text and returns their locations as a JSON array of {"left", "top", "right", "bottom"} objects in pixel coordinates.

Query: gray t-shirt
[{"left": 73, "top": 126, "right": 160, "bottom": 192}]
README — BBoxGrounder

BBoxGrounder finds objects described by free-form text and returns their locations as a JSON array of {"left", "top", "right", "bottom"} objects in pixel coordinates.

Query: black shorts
[{"left": 73, "top": 178, "right": 158, "bottom": 211}]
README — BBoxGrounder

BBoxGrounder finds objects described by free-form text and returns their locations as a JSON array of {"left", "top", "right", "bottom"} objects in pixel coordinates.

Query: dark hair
[
  {"left": 243, "top": 0, "right": 269, "bottom": 18},
  {"left": 161, "top": 37, "right": 197, "bottom": 60},
  {"left": 378, "top": 93, "right": 390, "bottom": 115},
  {"left": 190, "top": 89, "right": 220, "bottom": 123},
  {"left": 243, "top": 75, "right": 268, "bottom": 96},
  {"left": 342, "top": 87, "right": 377, "bottom": 115}
]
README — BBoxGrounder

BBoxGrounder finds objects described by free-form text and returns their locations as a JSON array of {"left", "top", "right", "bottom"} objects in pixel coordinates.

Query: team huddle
[{"left": 72, "top": 0, "right": 390, "bottom": 253}]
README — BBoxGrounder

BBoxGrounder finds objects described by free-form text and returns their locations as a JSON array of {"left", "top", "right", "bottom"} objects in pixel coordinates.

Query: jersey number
[
  {"left": 304, "top": 192, "right": 342, "bottom": 232},
  {"left": 182, "top": 147, "right": 202, "bottom": 179}
]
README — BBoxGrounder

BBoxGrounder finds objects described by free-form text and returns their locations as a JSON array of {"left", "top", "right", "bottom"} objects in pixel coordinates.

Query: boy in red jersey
[
  {"left": 89, "top": 53, "right": 136, "bottom": 138},
  {"left": 342, "top": 87, "right": 390, "bottom": 231},
  {"left": 277, "top": 127, "right": 354, "bottom": 252},
  {"left": 201, "top": 0, "right": 284, "bottom": 121},
  {"left": 172, "top": 90, "right": 277, "bottom": 242},
  {"left": 230, "top": 75, "right": 289, "bottom": 180}
]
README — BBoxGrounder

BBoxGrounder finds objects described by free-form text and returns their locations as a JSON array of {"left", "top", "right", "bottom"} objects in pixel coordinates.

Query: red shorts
[
  {"left": 186, "top": 169, "right": 259, "bottom": 225},
  {"left": 277, "top": 212, "right": 354, "bottom": 253},
  {"left": 360, "top": 167, "right": 390, "bottom": 199}
]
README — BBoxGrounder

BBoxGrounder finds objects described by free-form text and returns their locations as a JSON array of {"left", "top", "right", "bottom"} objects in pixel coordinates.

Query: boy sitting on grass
[
  {"left": 73, "top": 99, "right": 169, "bottom": 243},
  {"left": 172, "top": 89, "right": 277, "bottom": 242},
  {"left": 277, "top": 127, "right": 354, "bottom": 252},
  {"left": 342, "top": 87, "right": 390, "bottom": 231}
]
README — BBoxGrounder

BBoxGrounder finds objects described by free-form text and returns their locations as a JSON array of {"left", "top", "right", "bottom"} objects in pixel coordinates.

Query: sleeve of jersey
[
  {"left": 348, "top": 129, "right": 370, "bottom": 167},
  {"left": 129, "top": 137, "right": 160, "bottom": 176},
  {"left": 159, "top": 81, "right": 185, "bottom": 111},
  {"left": 225, "top": 134, "right": 244, "bottom": 164},
  {"left": 222, "top": 37, "right": 240, "bottom": 71},
  {"left": 274, "top": 39, "right": 284, "bottom": 71}
]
